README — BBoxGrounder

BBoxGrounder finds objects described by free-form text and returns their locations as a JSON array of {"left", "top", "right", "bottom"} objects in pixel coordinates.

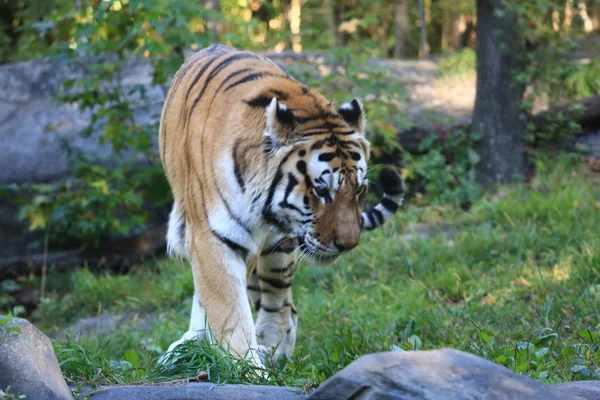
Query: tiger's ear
[
  {"left": 338, "top": 98, "right": 365, "bottom": 134},
  {"left": 264, "top": 97, "right": 295, "bottom": 150}
]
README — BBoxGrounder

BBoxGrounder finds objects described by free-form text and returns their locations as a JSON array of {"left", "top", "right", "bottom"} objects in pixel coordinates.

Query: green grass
[
  {"left": 437, "top": 48, "right": 476, "bottom": 81},
  {"left": 9, "top": 155, "right": 600, "bottom": 390}
]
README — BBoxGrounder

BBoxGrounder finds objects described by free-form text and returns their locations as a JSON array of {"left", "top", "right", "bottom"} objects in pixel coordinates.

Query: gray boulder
[
  {"left": 84, "top": 382, "right": 306, "bottom": 400},
  {"left": 0, "top": 57, "right": 164, "bottom": 186},
  {"left": 0, "top": 316, "right": 74, "bottom": 399},
  {"left": 308, "top": 349, "right": 595, "bottom": 400},
  {"left": 553, "top": 381, "right": 600, "bottom": 400}
]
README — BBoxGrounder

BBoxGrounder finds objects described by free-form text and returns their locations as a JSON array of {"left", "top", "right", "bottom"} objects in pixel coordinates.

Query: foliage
[
  {"left": 0, "top": 386, "right": 27, "bottom": 400},
  {"left": 0, "top": 313, "right": 22, "bottom": 346},
  {"left": 11, "top": 155, "right": 597, "bottom": 388},
  {"left": 9, "top": 0, "right": 255, "bottom": 247},
  {"left": 506, "top": 0, "right": 600, "bottom": 106},
  {"left": 285, "top": 46, "right": 409, "bottom": 155},
  {"left": 437, "top": 48, "right": 476, "bottom": 81},
  {"left": 403, "top": 127, "right": 483, "bottom": 206}
]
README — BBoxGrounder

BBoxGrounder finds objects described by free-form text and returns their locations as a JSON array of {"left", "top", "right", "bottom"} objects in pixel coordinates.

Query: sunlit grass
[{"left": 20, "top": 154, "right": 600, "bottom": 388}]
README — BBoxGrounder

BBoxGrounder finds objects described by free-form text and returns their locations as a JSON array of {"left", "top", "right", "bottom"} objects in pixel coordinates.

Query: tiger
[{"left": 158, "top": 44, "right": 405, "bottom": 368}]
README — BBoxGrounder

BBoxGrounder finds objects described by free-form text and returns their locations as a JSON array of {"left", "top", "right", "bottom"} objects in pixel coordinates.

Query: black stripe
[
  {"left": 250, "top": 286, "right": 275, "bottom": 295},
  {"left": 348, "top": 151, "right": 361, "bottom": 161},
  {"left": 215, "top": 184, "right": 252, "bottom": 234},
  {"left": 224, "top": 72, "right": 287, "bottom": 92},
  {"left": 284, "top": 173, "right": 299, "bottom": 200},
  {"left": 332, "top": 130, "right": 356, "bottom": 135},
  {"left": 185, "top": 55, "right": 221, "bottom": 108},
  {"left": 341, "top": 141, "right": 361, "bottom": 149},
  {"left": 270, "top": 89, "right": 288, "bottom": 100},
  {"left": 190, "top": 53, "right": 258, "bottom": 114},
  {"left": 261, "top": 240, "right": 298, "bottom": 255},
  {"left": 293, "top": 114, "right": 342, "bottom": 124},
  {"left": 215, "top": 68, "right": 252, "bottom": 93},
  {"left": 263, "top": 169, "right": 286, "bottom": 231},
  {"left": 262, "top": 149, "right": 296, "bottom": 231},
  {"left": 367, "top": 211, "right": 376, "bottom": 229},
  {"left": 299, "top": 129, "right": 330, "bottom": 136},
  {"left": 318, "top": 152, "right": 336, "bottom": 162},
  {"left": 259, "top": 305, "right": 283, "bottom": 313},
  {"left": 270, "top": 261, "right": 295, "bottom": 273},
  {"left": 211, "top": 229, "right": 249, "bottom": 260},
  {"left": 259, "top": 275, "right": 292, "bottom": 289},
  {"left": 232, "top": 139, "right": 245, "bottom": 192},
  {"left": 280, "top": 201, "right": 311, "bottom": 216},
  {"left": 372, "top": 209, "right": 384, "bottom": 225},
  {"left": 380, "top": 198, "right": 399, "bottom": 213},
  {"left": 179, "top": 216, "right": 186, "bottom": 242},
  {"left": 245, "top": 95, "right": 274, "bottom": 108},
  {"left": 384, "top": 188, "right": 405, "bottom": 195},
  {"left": 279, "top": 173, "right": 311, "bottom": 216}
]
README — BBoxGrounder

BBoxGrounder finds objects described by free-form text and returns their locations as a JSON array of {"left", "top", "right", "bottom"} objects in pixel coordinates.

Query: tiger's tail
[{"left": 361, "top": 167, "right": 405, "bottom": 231}]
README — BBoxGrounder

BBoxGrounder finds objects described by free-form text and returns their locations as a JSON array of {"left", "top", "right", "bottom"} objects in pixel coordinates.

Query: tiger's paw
[
  {"left": 257, "top": 344, "right": 292, "bottom": 370},
  {"left": 157, "top": 328, "right": 208, "bottom": 365}
]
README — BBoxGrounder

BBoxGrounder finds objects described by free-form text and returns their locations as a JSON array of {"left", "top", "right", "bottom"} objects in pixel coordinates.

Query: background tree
[
  {"left": 472, "top": 0, "right": 528, "bottom": 187},
  {"left": 393, "top": 0, "right": 409, "bottom": 58}
]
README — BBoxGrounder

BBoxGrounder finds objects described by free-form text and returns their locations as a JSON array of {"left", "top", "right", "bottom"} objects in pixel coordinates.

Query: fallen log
[
  {"left": 529, "top": 95, "right": 600, "bottom": 137},
  {"left": 0, "top": 223, "right": 167, "bottom": 280},
  {"left": 379, "top": 95, "right": 600, "bottom": 159}
]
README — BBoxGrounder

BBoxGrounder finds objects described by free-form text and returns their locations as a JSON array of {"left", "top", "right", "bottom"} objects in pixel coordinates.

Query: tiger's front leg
[
  {"left": 188, "top": 223, "right": 263, "bottom": 367},
  {"left": 248, "top": 236, "right": 299, "bottom": 365}
]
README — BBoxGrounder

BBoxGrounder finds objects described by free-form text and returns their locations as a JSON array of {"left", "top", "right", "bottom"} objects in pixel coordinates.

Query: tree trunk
[
  {"left": 472, "top": 0, "right": 527, "bottom": 187},
  {"left": 592, "top": 3, "right": 600, "bottom": 30},
  {"left": 441, "top": 5, "right": 462, "bottom": 51},
  {"left": 563, "top": 0, "right": 574, "bottom": 33},
  {"left": 577, "top": 0, "right": 595, "bottom": 32},
  {"left": 202, "top": 0, "right": 221, "bottom": 41},
  {"left": 287, "top": 0, "right": 302, "bottom": 52},
  {"left": 393, "top": 0, "right": 409, "bottom": 58},
  {"left": 324, "top": 0, "right": 339, "bottom": 45},
  {"left": 418, "top": 0, "right": 429, "bottom": 57}
]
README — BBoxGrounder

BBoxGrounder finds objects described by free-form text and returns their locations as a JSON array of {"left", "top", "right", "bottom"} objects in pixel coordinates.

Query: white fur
[
  {"left": 166, "top": 203, "right": 186, "bottom": 258},
  {"left": 158, "top": 293, "right": 209, "bottom": 364},
  {"left": 265, "top": 97, "right": 278, "bottom": 137}
]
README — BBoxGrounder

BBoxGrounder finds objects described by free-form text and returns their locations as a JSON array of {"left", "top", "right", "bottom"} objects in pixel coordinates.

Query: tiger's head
[{"left": 261, "top": 94, "right": 404, "bottom": 265}]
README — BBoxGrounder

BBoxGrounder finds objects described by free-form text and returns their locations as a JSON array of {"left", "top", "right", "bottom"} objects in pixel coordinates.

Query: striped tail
[{"left": 361, "top": 167, "right": 405, "bottom": 231}]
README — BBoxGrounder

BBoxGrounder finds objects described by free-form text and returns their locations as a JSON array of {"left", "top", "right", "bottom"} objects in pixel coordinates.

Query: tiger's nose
[{"left": 333, "top": 237, "right": 360, "bottom": 252}]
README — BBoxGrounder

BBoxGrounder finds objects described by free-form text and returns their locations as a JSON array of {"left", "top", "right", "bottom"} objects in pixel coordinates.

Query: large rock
[
  {"left": 553, "top": 381, "right": 600, "bottom": 400},
  {"left": 0, "top": 57, "right": 163, "bottom": 185},
  {"left": 308, "top": 349, "right": 596, "bottom": 400},
  {"left": 0, "top": 316, "right": 74, "bottom": 400},
  {"left": 84, "top": 383, "right": 306, "bottom": 400}
]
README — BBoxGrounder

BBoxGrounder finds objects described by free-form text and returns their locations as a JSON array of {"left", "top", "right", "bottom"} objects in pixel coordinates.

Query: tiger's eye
[{"left": 314, "top": 187, "right": 329, "bottom": 197}]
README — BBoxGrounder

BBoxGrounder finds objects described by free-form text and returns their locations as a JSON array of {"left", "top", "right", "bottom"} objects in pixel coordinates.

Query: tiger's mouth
[
  {"left": 308, "top": 253, "right": 340, "bottom": 265},
  {"left": 300, "top": 235, "right": 340, "bottom": 266}
]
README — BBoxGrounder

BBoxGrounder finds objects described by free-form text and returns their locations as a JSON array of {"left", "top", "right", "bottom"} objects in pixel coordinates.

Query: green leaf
[
  {"left": 408, "top": 335, "right": 422, "bottom": 351},
  {"left": 124, "top": 349, "right": 140, "bottom": 369}
]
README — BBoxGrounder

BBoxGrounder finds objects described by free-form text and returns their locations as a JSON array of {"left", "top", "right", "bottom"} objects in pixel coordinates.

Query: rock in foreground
[
  {"left": 0, "top": 316, "right": 74, "bottom": 400},
  {"left": 308, "top": 348, "right": 597, "bottom": 400},
  {"left": 85, "top": 383, "right": 307, "bottom": 400}
]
